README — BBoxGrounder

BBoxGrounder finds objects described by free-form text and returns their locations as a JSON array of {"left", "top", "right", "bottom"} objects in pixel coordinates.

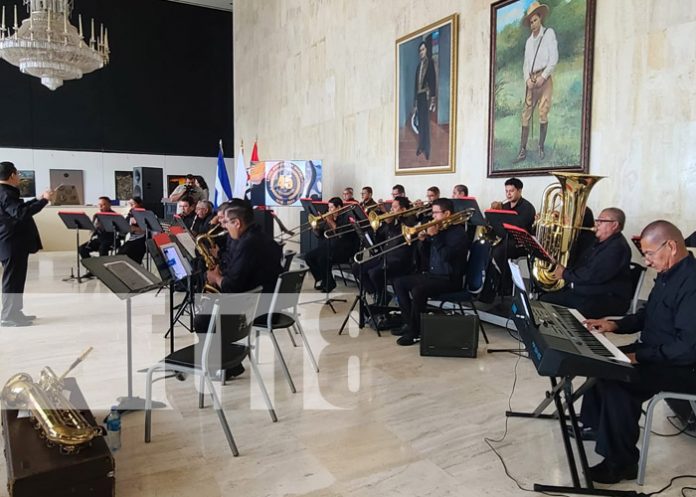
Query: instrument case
[{"left": 2, "top": 378, "right": 115, "bottom": 497}]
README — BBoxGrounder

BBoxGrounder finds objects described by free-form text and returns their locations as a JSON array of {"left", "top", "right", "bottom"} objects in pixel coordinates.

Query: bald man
[{"left": 578, "top": 221, "right": 696, "bottom": 484}]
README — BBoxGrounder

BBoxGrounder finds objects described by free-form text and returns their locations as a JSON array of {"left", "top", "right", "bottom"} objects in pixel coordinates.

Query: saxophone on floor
[{"left": 1, "top": 348, "right": 104, "bottom": 454}]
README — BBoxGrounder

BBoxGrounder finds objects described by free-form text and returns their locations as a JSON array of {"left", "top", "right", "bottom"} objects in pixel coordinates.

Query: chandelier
[{"left": 0, "top": 0, "right": 109, "bottom": 91}]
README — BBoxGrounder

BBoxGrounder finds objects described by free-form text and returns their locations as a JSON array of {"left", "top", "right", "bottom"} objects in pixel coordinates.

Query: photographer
[{"left": 169, "top": 174, "right": 204, "bottom": 202}]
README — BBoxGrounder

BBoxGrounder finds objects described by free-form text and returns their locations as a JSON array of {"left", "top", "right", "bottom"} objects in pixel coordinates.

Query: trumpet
[{"left": 354, "top": 208, "right": 474, "bottom": 264}]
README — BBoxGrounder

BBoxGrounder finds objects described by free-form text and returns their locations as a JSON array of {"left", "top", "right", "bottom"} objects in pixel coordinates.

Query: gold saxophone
[
  {"left": 1, "top": 348, "right": 104, "bottom": 454},
  {"left": 532, "top": 172, "right": 604, "bottom": 292},
  {"left": 195, "top": 224, "right": 228, "bottom": 293}
]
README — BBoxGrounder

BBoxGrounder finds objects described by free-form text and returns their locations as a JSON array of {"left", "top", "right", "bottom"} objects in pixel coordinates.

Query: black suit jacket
[
  {"left": 0, "top": 183, "right": 48, "bottom": 260},
  {"left": 220, "top": 224, "right": 283, "bottom": 294}
]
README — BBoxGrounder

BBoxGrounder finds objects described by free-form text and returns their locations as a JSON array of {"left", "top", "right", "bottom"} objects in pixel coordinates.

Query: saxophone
[
  {"left": 1, "top": 348, "right": 104, "bottom": 454},
  {"left": 195, "top": 223, "right": 228, "bottom": 293}
]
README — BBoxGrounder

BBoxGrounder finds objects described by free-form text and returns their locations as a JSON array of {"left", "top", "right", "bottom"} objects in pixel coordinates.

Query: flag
[
  {"left": 233, "top": 143, "right": 247, "bottom": 199},
  {"left": 214, "top": 141, "right": 233, "bottom": 208},
  {"left": 251, "top": 139, "right": 259, "bottom": 163}
]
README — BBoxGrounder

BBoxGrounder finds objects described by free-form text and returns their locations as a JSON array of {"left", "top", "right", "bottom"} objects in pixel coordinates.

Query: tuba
[
  {"left": 532, "top": 172, "right": 604, "bottom": 292},
  {"left": 1, "top": 349, "right": 104, "bottom": 454},
  {"left": 196, "top": 224, "right": 228, "bottom": 293}
]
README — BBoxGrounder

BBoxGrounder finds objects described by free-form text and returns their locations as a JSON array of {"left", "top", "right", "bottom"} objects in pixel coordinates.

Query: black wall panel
[{"left": 0, "top": 0, "right": 233, "bottom": 157}]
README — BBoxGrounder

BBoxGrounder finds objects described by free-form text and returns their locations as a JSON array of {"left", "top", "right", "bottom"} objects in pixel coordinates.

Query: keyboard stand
[
  {"left": 507, "top": 377, "right": 596, "bottom": 420},
  {"left": 533, "top": 376, "right": 638, "bottom": 497}
]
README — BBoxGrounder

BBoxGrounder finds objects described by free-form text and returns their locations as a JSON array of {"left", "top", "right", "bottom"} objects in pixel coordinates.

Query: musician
[
  {"left": 342, "top": 187, "right": 355, "bottom": 203},
  {"left": 79, "top": 196, "right": 117, "bottom": 263},
  {"left": 117, "top": 197, "right": 146, "bottom": 264},
  {"left": 304, "top": 197, "right": 359, "bottom": 293},
  {"left": 392, "top": 184, "right": 406, "bottom": 199},
  {"left": 205, "top": 202, "right": 282, "bottom": 294},
  {"left": 539, "top": 208, "right": 632, "bottom": 318},
  {"left": 452, "top": 184, "right": 469, "bottom": 198},
  {"left": 351, "top": 196, "right": 416, "bottom": 304},
  {"left": 490, "top": 177, "right": 537, "bottom": 295},
  {"left": 169, "top": 174, "right": 204, "bottom": 202},
  {"left": 393, "top": 198, "right": 470, "bottom": 346},
  {"left": 191, "top": 200, "right": 213, "bottom": 235},
  {"left": 359, "top": 186, "right": 377, "bottom": 209},
  {"left": 177, "top": 196, "right": 196, "bottom": 229},
  {"left": 0, "top": 161, "right": 51, "bottom": 327},
  {"left": 579, "top": 221, "right": 696, "bottom": 484}
]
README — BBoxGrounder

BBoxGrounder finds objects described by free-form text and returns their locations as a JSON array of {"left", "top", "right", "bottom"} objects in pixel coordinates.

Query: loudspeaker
[
  {"left": 420, "top": 314, "right": 479, "bottom": 358},
  {"left": 133, "top": 167, "right": 164, "bottom": 217}
]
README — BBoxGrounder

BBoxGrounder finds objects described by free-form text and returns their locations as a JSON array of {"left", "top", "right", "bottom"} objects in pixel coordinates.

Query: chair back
[
  {"left": 465, "top": 241, "right": 491, "bottom": 295},
  {"left": 268, "top": 269, "right": 308, "bottom": 314},
  {"left": 629, "top": 262, "right": 647, "bottom": 313}
]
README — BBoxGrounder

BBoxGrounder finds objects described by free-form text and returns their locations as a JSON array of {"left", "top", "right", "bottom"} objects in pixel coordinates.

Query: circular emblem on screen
[{"left": 266, "top": 161, "right": 304, "bottom": 205}]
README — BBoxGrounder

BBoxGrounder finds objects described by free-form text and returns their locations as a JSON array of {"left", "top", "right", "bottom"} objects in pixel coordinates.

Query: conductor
[{"left": 0, "top": 162, "right": 52, "bottom": 327}]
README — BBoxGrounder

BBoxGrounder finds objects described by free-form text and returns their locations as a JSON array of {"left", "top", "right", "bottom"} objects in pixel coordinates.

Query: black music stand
[
  {"left": 81, "top": 255, "right": 166, "bottom": 414},
  {"left": 95, "top": 213, "right": 131, "bottom": 257},
  {"left": 503, "top": 223, "right": 553, "bottom": 263},
  {"left": 452, "top": 197, "right": 486, "bottom": 226},
  {"left": 338, "top": 220, "right": 380, "bottom": 336},
  {"left": 132, "top": 209, "right": 164, "bottom": 272},
  {"left": 58, "top": 211, "right": 94, "bottom": 283}
]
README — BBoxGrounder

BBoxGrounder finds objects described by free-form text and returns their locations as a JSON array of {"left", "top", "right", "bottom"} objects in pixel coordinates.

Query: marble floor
[{"left": 0, "top": 252, "right": 693, "bottom": 496}]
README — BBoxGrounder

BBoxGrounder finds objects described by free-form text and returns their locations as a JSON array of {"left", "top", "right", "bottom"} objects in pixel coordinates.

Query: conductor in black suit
[{"left": 0, "top": 162, "right": 52, "bottom": 327}]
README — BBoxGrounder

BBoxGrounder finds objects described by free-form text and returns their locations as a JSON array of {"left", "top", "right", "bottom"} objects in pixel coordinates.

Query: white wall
[
  {"left": 232, "top": 0, "right": 696, "bottom": 242},
  {"left": 0, "top": 147, "right": 221, "bottom": 205}
]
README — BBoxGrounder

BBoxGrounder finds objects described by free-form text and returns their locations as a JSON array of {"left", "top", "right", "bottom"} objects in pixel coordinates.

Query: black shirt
[
  {"left": 427, "top": 224, "right": 469, "bottom": 281},
  {"left": 220, "top": 224, "right": 282, "bottom": 294},
  {"left": 502, "top": 197, "right": 536, "bottom": 234},
  {"left": 614, "top": 253, "right": 696, "bottom": 365},
  {"left": 563, "top": 232, "right": 632, "bottom": 299}
]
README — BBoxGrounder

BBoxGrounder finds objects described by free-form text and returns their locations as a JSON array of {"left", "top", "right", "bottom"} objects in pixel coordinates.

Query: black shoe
[
  {"left": 224, "top": 364, "right": 245, "bottom": 381},
  {"left": 397, "top": 334, "right": 420, "bottom": 346},
  {"left": 16, "top": 312, "right": 36, "bottom": 321},
  {"left": 587, "top": 460, "right": 638, "bottom": 484},
  {"left": 82, "top": 271, "right": 95, "bottom": 279},
  {"left": 512, "top": 148, "right": 527, "bottom": 163},
  {"left": 314, "top": 280, "right": 323, "bottom": 290},
  {"left": 319, "top": 280, "right": 337, "bottom": 293},
  {"left": 566, "top": 425, "right": 596, "bottom": 441},
  {"left": 1, "top": 319, "right": 31, "bottom": 327},
  {"left": 392, "top": 324, "right": 410, "bottom": 336}
]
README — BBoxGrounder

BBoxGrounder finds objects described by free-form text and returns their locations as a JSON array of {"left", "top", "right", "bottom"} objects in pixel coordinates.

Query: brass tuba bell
[{"left": 532, "top": 172, "right": 604, "bottom": 292}]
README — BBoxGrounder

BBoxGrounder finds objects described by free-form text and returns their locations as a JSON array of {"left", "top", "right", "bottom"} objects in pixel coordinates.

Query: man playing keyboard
[{"left": 579, "top": 220, "right": 696, "bottom": 484}]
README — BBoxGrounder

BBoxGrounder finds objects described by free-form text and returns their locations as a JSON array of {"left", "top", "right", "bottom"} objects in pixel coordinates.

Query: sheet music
[
  {"left": 175, "top": 232, "right": 197, "bottom": 259},
  {"left": 104, "top": 261, "right": 156, "bottom": 291}
]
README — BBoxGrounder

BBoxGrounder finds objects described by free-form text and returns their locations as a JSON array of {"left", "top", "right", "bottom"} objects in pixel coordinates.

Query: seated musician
[
  {"left": 304, "top": 197, "right": 359, "bottom": 293},
  {"left": 490, "top": 177, "right": 537, "bottom": 295},
  {"left": 539, "top": 208, "right": 632, "bottom": 318},
  {"left": 177, "top": 196, "right": 196, "bottom": 229},
  {"left": 351, "top": 196, "right": 416, "bottom": 304},
  {"left": 191, "top": 200, "right": 213, "bottom": 235},
  {"left": 359, "top": 186, "right": 377, "bottom": 209},
  {"left": 393, "top": 198, "right": 470, "bottom": 346},
  {"left": 79, "top": 196, "right": 117, "bottom": 267},
  {"left": 451, "top": 184, "right": 469, "bottom": 198},
  {"left": 578, "top": 221, "right": 696, "bottom": 484},
  {"left": 391, "top": 184, "right": 406, "bottom": 199},
  {"left": 342, "top": 187, "right": 355, "bottom": 203},
  {"left": 117, "top": 196, "right": 146, "bottom": 264}
]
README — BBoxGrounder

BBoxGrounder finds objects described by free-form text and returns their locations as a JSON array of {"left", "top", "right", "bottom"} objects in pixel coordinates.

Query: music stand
[
  {"left": 81, "top": 255, "right": 165, "bottom": 414},
  {"left": 58, "top": 211, "right": 94, "bottom": 283},
  {"left": 132, "top": 208, "right": 164, "bottom": 272},
  {"left": 95, "top": 212, "right": 131, "bottom": 257},
  {"left": 503, "top": 224, "right": 553, "bottom": 263},
  {"left": 631, "top": 235, "right": 643, "bottom": 256},
  {"left": 300, "top": 198, "right": 320, "bottom": 217},
  {"left": 484, "top": 209, "right": 518, "bottom": 240},
  {"left": 452, "top": 197, "right": 486, "bottom": 226}
]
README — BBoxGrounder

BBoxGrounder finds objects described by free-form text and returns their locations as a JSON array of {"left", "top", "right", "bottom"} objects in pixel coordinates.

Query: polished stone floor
[{"left": 0, "top": 252, "right": 693, "bottom": 496}]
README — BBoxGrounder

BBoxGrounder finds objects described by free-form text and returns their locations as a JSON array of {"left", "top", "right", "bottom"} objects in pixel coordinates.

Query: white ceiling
[{"left": 167, "top": 0, "right": 233, "bottom": 12}]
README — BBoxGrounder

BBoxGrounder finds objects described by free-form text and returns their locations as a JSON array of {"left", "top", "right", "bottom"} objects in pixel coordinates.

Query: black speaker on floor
[
  {"left": 133, "top": 167, "right": 164, "bottom": 217},
  {"left": 420, "top": 314, "right": 479, "bottom": 358}
]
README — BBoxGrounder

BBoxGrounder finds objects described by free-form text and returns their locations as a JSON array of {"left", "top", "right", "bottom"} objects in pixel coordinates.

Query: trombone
[
  {"left": 276, "top": 204, "right": 355, "bottom": 240},
  {"left": 354, "top": 208, "right": 474, "bottom": 264},
  {"left": 324, "top": 218, "right": 371, "bottom": 239},
  {"left": 367, "top": 203, "right": 429, "bottom": 231}
]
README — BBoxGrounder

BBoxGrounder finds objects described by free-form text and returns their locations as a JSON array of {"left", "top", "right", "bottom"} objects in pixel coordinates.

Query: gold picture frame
[{"left": 395, "top": 14, "right": 458, "bottom": 175}]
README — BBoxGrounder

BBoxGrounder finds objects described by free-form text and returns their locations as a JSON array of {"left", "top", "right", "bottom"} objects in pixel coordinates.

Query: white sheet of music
[{"left": 567, "top": 308, "right": 631, "bottom": 363}]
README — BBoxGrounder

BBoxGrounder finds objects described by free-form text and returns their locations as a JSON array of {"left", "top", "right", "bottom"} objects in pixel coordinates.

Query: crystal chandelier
[{"left": 0, "top": 0, "right": 110, "bottom": 91}]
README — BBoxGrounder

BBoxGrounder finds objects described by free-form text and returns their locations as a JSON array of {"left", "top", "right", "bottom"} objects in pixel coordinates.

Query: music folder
[
  {"left": 452, "top": 197, "right": 486, "bottom": 226},
  {"left": 58, "top": 211, "right": 94, "bottom": 231},
  {"left": 484, "top": 209, "right": 518, "bottom": 240},
  {"left": 503, "top": 223, "right": 553, "bottom": 263}
]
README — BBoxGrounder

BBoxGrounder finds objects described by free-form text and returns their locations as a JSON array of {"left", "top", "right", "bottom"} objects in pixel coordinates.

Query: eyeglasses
[
  {"left": 431, "top": 209, "right": 444, "bottom": 215},
  {"left": 594, "top": 218, "right": 617, "bottom": 224},
  {"left": 643, "top": 240, "right": 669, "bottom": 259}
]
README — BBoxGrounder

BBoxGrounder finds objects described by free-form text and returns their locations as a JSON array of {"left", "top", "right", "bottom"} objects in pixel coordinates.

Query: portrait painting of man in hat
[{"left": 488, "top": 0, "right": 596, "bottom": 176}]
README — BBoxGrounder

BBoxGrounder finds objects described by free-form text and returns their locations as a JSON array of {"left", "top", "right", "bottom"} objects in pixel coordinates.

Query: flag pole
[{"left": 219, "top": 138, "right": 223, "bottom": 155}]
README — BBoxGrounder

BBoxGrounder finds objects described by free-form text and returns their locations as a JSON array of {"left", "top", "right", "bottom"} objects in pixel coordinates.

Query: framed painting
[
  {"left": 114, "top": 171, "right": 133, "bottom": 201},
  {"left": 18, "top": 170, "right": 36, "bottom": 198},
  {"left": 488, "top": 0, "right": 596, "bottom": 177},
  {"left": 395, "top": 14, "right": 458, "bottom": 175}
]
